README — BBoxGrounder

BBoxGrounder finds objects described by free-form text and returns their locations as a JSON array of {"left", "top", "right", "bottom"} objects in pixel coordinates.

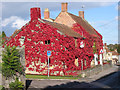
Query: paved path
[
  {"left": 87, "top": 65, "right": 119, "bottom": 82},
  {"left": 26, "top": 65, "right": 119, "bottom": 89}
]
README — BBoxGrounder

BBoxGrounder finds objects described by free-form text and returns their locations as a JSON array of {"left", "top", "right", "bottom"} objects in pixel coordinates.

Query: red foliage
[{"left": 6, "top": 15, "right": 103, "bottom": 76}]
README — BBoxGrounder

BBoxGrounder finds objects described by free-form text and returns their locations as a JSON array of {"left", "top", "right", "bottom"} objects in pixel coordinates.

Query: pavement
[
  {"left": 26, "top": 65, "right": 119, "bottom": 89},
  {"left": 87, "top": 65, "right": 119, "bottom": 82}
]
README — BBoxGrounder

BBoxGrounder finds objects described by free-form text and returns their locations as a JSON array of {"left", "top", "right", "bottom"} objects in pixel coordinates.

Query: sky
[{"left": 0, "top": 0, "right": 119, "bottom": 45}]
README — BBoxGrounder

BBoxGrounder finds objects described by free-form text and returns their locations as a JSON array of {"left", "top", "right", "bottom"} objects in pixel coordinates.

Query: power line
[{"left": 96, "top": 19, "right": 117, "bottom": 28}]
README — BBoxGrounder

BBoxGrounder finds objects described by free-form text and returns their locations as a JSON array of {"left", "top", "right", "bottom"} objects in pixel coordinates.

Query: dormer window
[{"left": 45, "top": 40, "right": 50, "bottom": 45}]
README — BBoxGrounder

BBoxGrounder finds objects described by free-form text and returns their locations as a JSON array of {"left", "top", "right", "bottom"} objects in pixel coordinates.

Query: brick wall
[{"left": 55, "top": 12, "right": 76, "bottom": 27}]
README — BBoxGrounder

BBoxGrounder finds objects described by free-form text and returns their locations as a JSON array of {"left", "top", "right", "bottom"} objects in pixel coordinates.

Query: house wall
[
  {"left": 106, "top": 52, "right": 112, "bottom": 60},
  {"left": 7, "top": 18, "right": 94, "bottom": 76},
  {"left": 118, "top": 55, "right": 120, "bottom": 62},
  {"left": 55, "top": 12, "right": 76, "bottom": 27},
  {"left": 112, "top": 55, "right": 118, "bottom": 59},
  {"left": 55, "top": 12, "right": 103, "bottom": 57}
]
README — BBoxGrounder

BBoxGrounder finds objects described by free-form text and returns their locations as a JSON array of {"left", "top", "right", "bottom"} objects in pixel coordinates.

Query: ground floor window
[{"left": 81, "top": 60, "right": 83, "bottom": 70}]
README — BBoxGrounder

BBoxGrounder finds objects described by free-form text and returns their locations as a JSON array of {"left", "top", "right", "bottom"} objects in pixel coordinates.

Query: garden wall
[{"left": 80, "top": 63, "right": 112, "bottom": 77}]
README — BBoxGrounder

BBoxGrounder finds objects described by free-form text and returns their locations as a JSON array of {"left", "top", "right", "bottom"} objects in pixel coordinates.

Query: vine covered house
[{"left": 6, "top": 3, "right": 103, "bottom": 76}]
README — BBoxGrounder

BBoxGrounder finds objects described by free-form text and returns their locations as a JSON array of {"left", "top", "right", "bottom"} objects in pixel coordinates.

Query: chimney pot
[
  {"left": 79, "top": 11, "right": 84, "bottom": 19},
  {"left": 30, "top": 7, "right": 41, "bottom": 20},
  {"left": 61, "top": 2, "right": 68, "bottom": 12},
  {"left": 44, "top": 8, "right": 50, "bottom": 19}
]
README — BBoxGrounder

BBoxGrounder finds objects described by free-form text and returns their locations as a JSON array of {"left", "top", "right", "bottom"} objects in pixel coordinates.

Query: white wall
[
  {"left": 112, "top": 55, "right": 118, "bottom": 59},
  {"left": 119, "top": 55, "right": 120, "bottom": 62}
]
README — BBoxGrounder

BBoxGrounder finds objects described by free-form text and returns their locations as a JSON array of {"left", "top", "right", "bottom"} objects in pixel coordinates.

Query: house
[
  {"left": 54, "top": 3, "right": 103, "bottom": 66},
  {"left": 111, "top": 49, "right": 119, "bottom": 64},
  {"left": 103, "top": 43, "right": 112, "bottom": 61},
  {"left": 103, "top": 43, "right": 119, "bottom": 64},
  {"left": 6, "top": 3, "right": 103, "bottom": 76}
]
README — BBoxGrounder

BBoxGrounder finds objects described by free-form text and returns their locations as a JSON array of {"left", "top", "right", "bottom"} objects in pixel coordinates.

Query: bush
[
  {"left": 2, "top": 45, "right": 24, "bottom": 79},
  {"left": 9, "top": 78, "right": 24, "bottom": 90}
]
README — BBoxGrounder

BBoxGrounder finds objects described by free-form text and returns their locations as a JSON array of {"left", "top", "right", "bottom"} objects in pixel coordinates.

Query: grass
[
  {"left": 26, "top": 74, "right": 79, "bottom": 79},
  {"left": 0, "top": 85, "right": 2, "bottom": 90}
]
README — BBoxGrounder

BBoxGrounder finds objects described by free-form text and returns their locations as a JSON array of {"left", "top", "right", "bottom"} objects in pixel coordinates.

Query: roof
[
  {"left": 44, "top": 18, "right": 54, "bottom": 22},
  {"left": 6, "top": 18, "right": 83, "bottom": 45},
  {"left": 44, "top": 20, "right": 83, "bottom": 38},
  {"left": 4, "top": 29, "right": 22, "bottom": 44},
  {"left": 106, "top": 48, "right": 111, "bottom": 53},
  {"left": 112, "top": 51, "right": 119, "bottom": 55},
  {"left": 67, "top": 12, "right": 100, "bottom": 37}
]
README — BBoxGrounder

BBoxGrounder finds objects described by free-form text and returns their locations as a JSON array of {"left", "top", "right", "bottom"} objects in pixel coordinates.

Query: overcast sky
[{"left": 0, "top": 0, "right": 119, "bottom": 44}]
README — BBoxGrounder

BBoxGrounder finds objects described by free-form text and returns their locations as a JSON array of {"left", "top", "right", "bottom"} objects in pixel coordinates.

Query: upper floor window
[
  {"left": 45, "top": 40, "right": 50, "bottom": 45},
  {"left": 19, "top": 36, "right": 25, "bottom": 46},
  {"left": 93, "top": 41, "right": 97, "bottom": 54}
]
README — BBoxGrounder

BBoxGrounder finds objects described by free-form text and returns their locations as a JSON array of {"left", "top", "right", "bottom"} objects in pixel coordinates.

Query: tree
[
  {"left": 2, "top": 31, "right": 6, "bottom": 44},
  {"left": 2, "top": 45, "right": 24, "bottom": 79},
  {"left": 117, "top": 44, "right": 120, "bottom": 54},
  {"left": 2, "top": 31, "right": 6, "bottom": 38}
]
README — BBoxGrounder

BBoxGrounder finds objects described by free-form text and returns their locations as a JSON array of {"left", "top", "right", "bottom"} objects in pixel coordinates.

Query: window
[
  {"left": 81, "top": 60, "right": 83, "bottom": 70},
  {"left": 74, "top": 56, "right": 79, "bottom": 67},
  {"left": 45, "top": 40, "right": 50, "bottom": 45},
  {"left": 19, "top": 36, "right": 25, "bottom": 46},
  {"left": 75, "top": 39, "right": 77, "bottom": 48},
  {"left": 93, "top": 41, "right": 97, "bottom": 53},
  {"left": 84, "top": 59, "right": 86, "bottom": 66},
  {"left": 74, "top": 37, "right": 78, "bottom": 48}
]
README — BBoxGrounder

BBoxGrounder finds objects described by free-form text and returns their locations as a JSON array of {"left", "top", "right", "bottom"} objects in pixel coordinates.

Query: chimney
[
  {"left": 79, "top": 11, "right": 84, "bottom": 19},
  {"left": 30, "top": 7, "right": 41, "bottom": 20},
  {"left": 44, "top": 8, "right": 50, "bottom": 19},
  {"left": 104, "top": 43, "right": 107, "bottom": 46},
  {"left": 61, "top": 2, "right": 68, "bottom": 12}
]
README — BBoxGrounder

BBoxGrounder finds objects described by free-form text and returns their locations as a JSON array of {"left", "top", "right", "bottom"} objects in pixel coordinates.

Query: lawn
[{"left": 26, "top": 74, "right": 79, "bottom": 79}]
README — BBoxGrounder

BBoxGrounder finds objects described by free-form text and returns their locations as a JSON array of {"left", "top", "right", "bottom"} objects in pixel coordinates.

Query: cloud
[
  {"left": 12, "top": 18, "right": 29, "bottom": 29},
  {"left": 2, "top": 16, "right": 29, "bottom": 29},
  {"left": 2, "top": 16, "right": 18, "bottom": 26},
  {"left": 2, "top": 2, "right": 116, "bottom": 19}
]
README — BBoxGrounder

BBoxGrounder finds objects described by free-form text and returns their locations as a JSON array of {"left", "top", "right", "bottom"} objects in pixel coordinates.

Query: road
[{"left": 26, "top": 71, "right": 120, "bottom": 89}]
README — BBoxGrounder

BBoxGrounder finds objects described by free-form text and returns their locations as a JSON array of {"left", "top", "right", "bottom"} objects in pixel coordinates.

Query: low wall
[{"left": 80, "top": 63, "right": 112, "bottom": 77}]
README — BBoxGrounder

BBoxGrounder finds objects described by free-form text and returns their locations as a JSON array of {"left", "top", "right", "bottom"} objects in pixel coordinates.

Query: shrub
[
  {"left": 9, "top": 78, "right": 24, "bottom": 90},
  {"left": 2, "top": 45, "right": 24, "bottom": 79}
]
